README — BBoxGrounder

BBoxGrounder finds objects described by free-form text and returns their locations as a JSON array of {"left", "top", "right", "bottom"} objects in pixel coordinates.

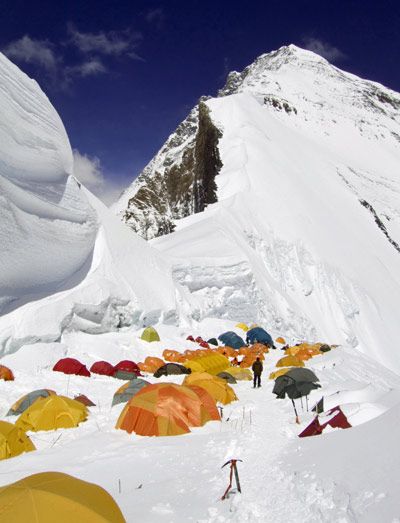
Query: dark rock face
[{"left": 121, "top": 102, "right": 222, "bottom": 240}]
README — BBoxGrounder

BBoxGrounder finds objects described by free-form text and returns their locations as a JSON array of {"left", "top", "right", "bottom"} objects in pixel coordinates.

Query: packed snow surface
[{"left": 2, "top": 323, "right": 400, "bottom": 522}]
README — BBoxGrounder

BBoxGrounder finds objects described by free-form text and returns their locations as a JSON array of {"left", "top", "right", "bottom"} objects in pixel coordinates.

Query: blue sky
[{"left": 2, "top": 0, "right": 399, "bottom": 203}]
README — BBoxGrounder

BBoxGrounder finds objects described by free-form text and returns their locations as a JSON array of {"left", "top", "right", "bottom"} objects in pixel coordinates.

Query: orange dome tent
[
  {"left": 116, "top": 383, "right": 216, "bottom": 436},
  {"left": 186, "top": 385, "right": 220, "bottom": 421},
  {"left": 276, "top": 337, "right": 286, "bottom": 344},
  {"left": 0, "top": 365, "right": 14, "bottom": 381}
]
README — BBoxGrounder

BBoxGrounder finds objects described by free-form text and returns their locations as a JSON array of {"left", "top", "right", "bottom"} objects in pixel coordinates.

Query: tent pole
[
  {"left": 291, "top": 399, "right": 300, "bottom": 424},
  {"left": 306, "top": 395, "right": 309, "bottom": 412},
  {"left": 300, "top": 396, "right": 304, "bottom": 411}
]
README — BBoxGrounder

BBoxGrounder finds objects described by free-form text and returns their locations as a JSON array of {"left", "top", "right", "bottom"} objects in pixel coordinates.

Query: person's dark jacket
[{"left": 252, "top": 360, "right": 263, "bottom": 376}]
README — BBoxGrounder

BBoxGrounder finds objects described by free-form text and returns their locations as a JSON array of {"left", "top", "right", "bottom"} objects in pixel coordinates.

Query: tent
[
  {"left": 112, "top": 379, "right": 150, "bottom": 407},
  {"left": 186, "top": 385, "right": 221, "bottom": 421},
  {"left": 272, "top": 368, "right": 321, "bottom": 400},
  {"left": 276, "top": 336, "right": 286, "bottom": 344},
  {"left": 0, "top": 364, "right": 14, "bottom": 381},
  {"left": 226, "top": 367, "right": 252, "bottom": 381},
  {"left": 184, "top": 353, "right": 230, "bottom": 376},
  {"left": 90, "top": 361, "right": 115, "bottom": 376},
  {"left": 154, "top": 363, "right": 191, "bottom": 378},
  {"left": 16, "top": 395, "right": 88, "bottom": 432},
  {"left": 7, "top": 389, "right": 56, "bottom": 416},
  {"left": 116, "top": 383, "right": 215, "bottom": 436},
  {"left": 246, "top": 327, "right": 274, "bottom": 347},
  {"left": 0, "top": 421, "right": 35, "bottom": 460},
  {"left": 74, "top": 394, "right": 96, "bottom": 407},
  {"left": 138, "top": 356, "right": 165, "bottom": 373},
  {"left": 276, "top": 355, "right": 305, "bottom": 368},
  {"left": 207, "top": 338, "right": 219, "bottom": 346},
  {"left": 269, "top": 368, "right": 292, "bottom": 380},
  {"left": 53, "top": 358, "right": 91, "bottom": 377},
  {"left": 183, "top": 372, "right": 237, "bottom": 405},
  {"left": 218, "top": 331, "right": 245, "bottom": 350},
  {"left": 186, "top": 335, "right": 195, "bottom": 342},
  {"left": 235, "top": 322, "right": 249, "bottom": 332},
  {"left": 0, "top": 471, "right": 125, "bottom": 522},
  {"left": 217, "top": 371, "right": 237, "bottom": 384},
  {"left": 113, "top": 361, "right": 141, "bottom": 380},
  {"left": 140, "top": 326, "right": 160, "bottom": 342},
  {"left": 299, "top": 406, "right": 351, "bottom": 437},
  {"left": 162, "top": 349, "right": 186, "bottom": 363}
]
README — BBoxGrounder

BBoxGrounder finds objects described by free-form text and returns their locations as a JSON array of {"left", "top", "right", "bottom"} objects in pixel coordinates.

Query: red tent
[
  {"left": 199, "top": 341, "right": 210, "bottom": 349},
  {"left": 186, "top": 335, "right": 195, "bottom": 342},
  {"left": 195, "top": 336, "right": 204, "bottom": 343},
  {"left": 299, "top": 406, "right": 351, "bottom": 438},
  {"left": 53, "top": 358, "right": 91, "bottom": 377},
  {"left": 90, "top": 361, "right": 115, "bottom": 376},
  {"left": 114, "top": 360, "right": 141, "bottom": 376}
]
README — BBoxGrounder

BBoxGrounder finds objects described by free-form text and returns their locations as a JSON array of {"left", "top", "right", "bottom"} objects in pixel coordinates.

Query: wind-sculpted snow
[
  {"left": 0, "top": 53, "right": 179, "bottom": 353},
  {"left": 0, "top": 53, "right": 97, "bottom": 314}
]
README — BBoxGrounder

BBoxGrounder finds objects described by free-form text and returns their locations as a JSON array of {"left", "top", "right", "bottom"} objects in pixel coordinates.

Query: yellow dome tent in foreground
[
  {"left": 235, "top": 322, "right": 249, "bottom": 332},
  {"left": 0, "top": 471, "right": 125, "bottom": 522},
  {"left": 184, "top": 353, "right": 230, "bottom": 375},
  {"left": 183, "top": 372, "right": 237, "bottom": 405},
  {"left": 0, "top": 421, "right": 35, "bottom": 460},
  {"left": 16, "top": 395, "right": 88, "bottom": 432}
]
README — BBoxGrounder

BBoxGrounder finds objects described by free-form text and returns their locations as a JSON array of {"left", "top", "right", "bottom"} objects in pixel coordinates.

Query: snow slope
[
  {"left": 0, "top": 53, "right": 180, "bottom": 354},
  {"left": 2, "top": 324, "right": 400, "bottom": 522},
  {"left": 148, "top": 45, "right": 400, "bottom": 371}
]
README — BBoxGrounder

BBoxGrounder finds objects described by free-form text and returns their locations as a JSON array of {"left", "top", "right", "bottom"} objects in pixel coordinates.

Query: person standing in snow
[{"left": 252, "top": 357, "right": 263, "bottom": 388}]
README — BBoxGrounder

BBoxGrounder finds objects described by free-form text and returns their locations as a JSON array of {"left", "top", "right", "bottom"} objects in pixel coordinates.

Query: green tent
[{"left": 140, "top": 326, "right": 160, "bottom": 343}]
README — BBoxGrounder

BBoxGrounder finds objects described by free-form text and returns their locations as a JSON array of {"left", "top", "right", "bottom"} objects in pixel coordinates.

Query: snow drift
[{"left": 0, "top": 53, "right": 179, "bottom": 354}]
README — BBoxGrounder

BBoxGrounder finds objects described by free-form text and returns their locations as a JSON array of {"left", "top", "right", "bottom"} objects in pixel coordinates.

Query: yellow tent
[
  {"left": 275, "top": 337, "right": 286, "bottom": 344},
  {"left": 183, "top": 372, "right": 237, "bottom": 405},
  {"left": 269, "top": 368, "right": 292, "bottom": 380},
  {"left": 235, "top": 322, "right": 249, "bottom": 332},
  {"left": 226, "top": 367, "right": 252, "bottom": 381},
  {"left": 0, "top": 421, "right": 35, "bottom": 460},
  {"left": 276, "top": 355, "right": 305, "bottom": 368},
  {"left": 184, "top": 353, "right": 230, "bottom": 376},
  {"left": 16, "top": 395, "right": 88, "bottom": 432},
  {"left": 140, "top": 326, "right": 160, "bottom": 342},
  {"left": 0, "top": 471, "right": 125, "bottom": 522}
]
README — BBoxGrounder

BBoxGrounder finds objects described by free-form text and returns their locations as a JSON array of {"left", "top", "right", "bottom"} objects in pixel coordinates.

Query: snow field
[{"left": 1, "top": 320, "right": 400, "bottom": 521}]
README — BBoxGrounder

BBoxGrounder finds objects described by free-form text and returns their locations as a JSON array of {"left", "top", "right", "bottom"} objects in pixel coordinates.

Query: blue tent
[
  {"left": 218, "top": 331, "right": 245, "bottom": 350},
  {"left": 246, "top": 327, "right": 274, "bottom": 347}
]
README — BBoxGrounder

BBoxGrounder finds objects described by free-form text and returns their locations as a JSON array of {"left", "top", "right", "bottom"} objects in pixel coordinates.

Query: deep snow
[{"left": 2, "top": 323, "right": 400, "bottom": 522}]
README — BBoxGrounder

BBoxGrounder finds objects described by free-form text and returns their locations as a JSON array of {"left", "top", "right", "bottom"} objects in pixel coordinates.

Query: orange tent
[
  {"left": 186, "top": 385, "right": 220, "bottom": 421},
  {"left": 0, "top": 365, "right": 14, "bottom": 381},
  {"left": 163, "top": 349, "right": 186, "bottom": 363},
  {"left": 216, "top": 346, "right": 236, "bottom": 358},
  {"left": 276, "top": 337, "right": 286, "bottom": 344},
  {"left": 249, "top": 343, "right": 269, "bottom": 354},
  {"left": 276, "top": 355, "right": 305, "bottom": 368},
  {"left": 116, "top": 383, "right": 216, "bottom": 436}
]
